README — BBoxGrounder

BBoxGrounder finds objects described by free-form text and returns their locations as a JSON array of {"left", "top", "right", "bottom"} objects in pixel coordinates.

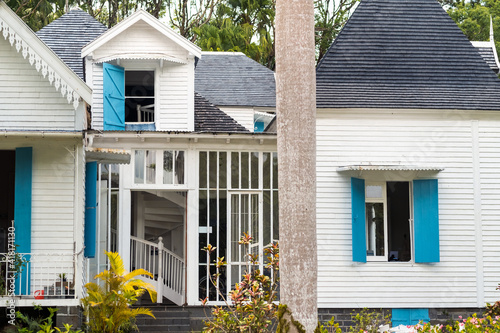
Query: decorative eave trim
[
  {"left": 93, "top": 53, "right": 188, "bottom": 65},
  {"left": 0, "top": 2, "right": 92, "bottom": 109},
  {"left": 82, "top": 10, "right": 201, "bottom": 59}
]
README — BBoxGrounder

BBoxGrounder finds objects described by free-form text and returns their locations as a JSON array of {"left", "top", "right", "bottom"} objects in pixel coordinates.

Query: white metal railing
[
  {"left": 130, "top": 236, "right": 184, "bottom": 305},
  {"left": 0, "top": 253, "right": 77, "bottom": 299}
]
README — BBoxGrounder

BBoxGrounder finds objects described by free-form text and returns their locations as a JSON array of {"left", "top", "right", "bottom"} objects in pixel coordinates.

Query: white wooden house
[
  {"left": 0, "top": 1, "right": 91, "bottom": 312},
  {"left": 5, "top": 0, "right": 500, "bottom": 328},
  {"left": 35, "top": 8, "right": 278, "bottom": 311},
  {"left": 315, "top": 0, "right": 500, "bottom": 326}
]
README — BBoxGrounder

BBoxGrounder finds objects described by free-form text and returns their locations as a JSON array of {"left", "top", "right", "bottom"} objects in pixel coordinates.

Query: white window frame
[
  {"left": 131, "top": 149, "right": 186, "bottom": 189},
  {"left": 121, "top": 61, "right": 159, "bottom": 125},
  {"left": 365, "top": 181, "right": 414, "bottom": 263}
]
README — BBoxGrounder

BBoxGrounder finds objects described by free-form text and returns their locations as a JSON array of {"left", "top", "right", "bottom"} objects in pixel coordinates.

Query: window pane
[
  {"left": 366, "top": 185, "right": 383, "bottom": 199},
  {"left": 175, "top": 151, "right": 185, "bottom": 184},
  {"left": 146, "top": 150, "right": 156, "bottom": 184},
  {"left": 251, "top": 152, "right": 259, "bottom": 189},
  {"left": 199, "top": 264, "right": 207, "bottom": 300},
  {"left": 241, "top": 194, "right": 249, "bottom": 261},
  {"left": 231, "top": 152, "right": 239, "bottom": 189},
  {"left": 273, "top": 190, "right": 279, "bottom": 241},
  {"left": 134, "top": 150, "right": 145, "bottom": 184},
  {"left": 272, "top": 152, "right": 278, "bottom": 189},
  {"left": 219, "top": 190, "right": 227, "bottom": 259},
  {"left": 209, "top": 190, "right": 217, "bottom": 247},
  {"left": 366, "top": 202, "right": 384, "bottom": 257},
  {"left": 219, "top": 152, "right": 227, "bottom": 189},
  {"left": 125, "top": 71, "right": 155, "bottom": 123},
  {"left": 209, "top": 152, "right": 217, "bottom": 188},
  {"left": 263, "top": 191, "right": 271, "bottom": 245},
  {"left": 241, "top": 152, "right": 249, "bottom": 189},
  {"left": 110, "top": 164, "right": 119, "bottom": 189},
  {"left": 250, "top": 194, "right": 259, "bottom": 256},
  {"left": 263, "top": 152, "right": 271, "bottom": 189},
  {"left": 231, "top": 195, "right": 239, "bottom": 262},
  {"left": 199, "top": 152, "right": 207, "bottom": 189},
  {"left": 163, "top": 151, "right": 173, "bottom": 184}
]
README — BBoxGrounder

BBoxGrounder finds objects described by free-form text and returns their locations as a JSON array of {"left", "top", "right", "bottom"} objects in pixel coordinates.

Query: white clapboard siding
[
  {"left": 91, "top": 63, "right": 104, "bottom": 130},
  {"left": 157, "top": 63, "right": 190, "bottom": 131},
  {"left": 316, "top": 108, "right": 500, "bottom": 309},
  {"left": 31, "top": 140, "right": 80, "bottom": 254},
  {"left": 93, "top": 21, "right": 188, "bottom": 60},
  {"left": 219, "top": 107, "right": 255, "bottom": 131},
  {"left": 478, "top": 121, "right": 500, "bottom": 303},
  {"left": 0, "top": 37, "right": 77, "bottom": 130}
]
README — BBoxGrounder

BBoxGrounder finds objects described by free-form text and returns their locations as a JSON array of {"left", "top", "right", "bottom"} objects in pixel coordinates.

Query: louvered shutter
[
  {"left": 351, "top": 177, "right": 367, "bottom": 262},
  {"left": 413, "top": 179, "right": 440, "bottom": 263},
  {"left": 103, "top": 63, "right": 125, "bottom": 131}
]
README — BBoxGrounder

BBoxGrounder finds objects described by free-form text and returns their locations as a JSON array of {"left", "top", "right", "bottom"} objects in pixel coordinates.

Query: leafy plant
[
  {"left": 202, "top": 234, "right": 280, "bottom": 332},
  {"left": 485, "top": 283, "right": 500, "bottom": 317},
  {"left": 81, "top": 251, "right": 157, "bottom": 333},
  {"left": 348, "top": 308, "right": 391, "bottom": 333},
  {"left": 16, "top": 306, "right": 82, "bottom": 333}
]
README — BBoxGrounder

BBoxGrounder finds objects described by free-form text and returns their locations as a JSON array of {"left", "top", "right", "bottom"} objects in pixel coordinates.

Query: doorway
[{"left": 0, "top": 151, "right": 15, "bottom": 253}]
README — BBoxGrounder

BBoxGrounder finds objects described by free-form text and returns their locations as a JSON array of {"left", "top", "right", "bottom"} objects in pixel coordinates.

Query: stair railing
[{"left": 130, "top": 236, "right": 184, "bottom": 305}]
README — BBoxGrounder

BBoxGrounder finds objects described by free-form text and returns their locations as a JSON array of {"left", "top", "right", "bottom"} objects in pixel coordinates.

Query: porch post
[
  {"left": 157, "top": 237, "right": 164, "bottom": 303},
  {"left": 185, "top": 149, "right": 199, "bottom": 305},
  {"left": 119, "top": 188, "right": 131, "bottom": 271}
]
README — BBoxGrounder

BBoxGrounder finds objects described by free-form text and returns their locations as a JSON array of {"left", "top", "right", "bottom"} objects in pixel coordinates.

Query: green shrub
[{"left": 81, "top": 251, "right": 157, "bottom": 333}]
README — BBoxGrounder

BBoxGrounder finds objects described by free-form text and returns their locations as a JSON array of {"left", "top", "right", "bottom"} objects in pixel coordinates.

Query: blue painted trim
[
  {"left": 351, "top": 177, "right": 366, "bottom": 262},
  {"left": 413, "top": 179, "right": 440, "bottom": 263},
  {"left": 392, "top": 309, "right": 430, "bottom": 326},
  {"left": 14, "top": 147, "right": 32, "bottom": 295},
  {"left": 103, "top": 63, "right": 125, "bottom": 131},
  {"left": 84, "top": 162, "right": 98, "bottom": 258},
  {"left": 254, "top": 121, "right": 265, "bottom": 132}
]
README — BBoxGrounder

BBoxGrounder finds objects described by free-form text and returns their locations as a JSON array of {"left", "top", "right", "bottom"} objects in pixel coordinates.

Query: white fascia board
[
  {"left": 0, "top": 2, "right": 92, "bottom": 106},
  {"left": 82, "top": 10, "right": 201, "bottom": 59}
]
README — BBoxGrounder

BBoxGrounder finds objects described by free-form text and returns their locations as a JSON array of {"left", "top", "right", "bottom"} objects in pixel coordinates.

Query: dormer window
[{"left": 125, "top": 70, "right": 155, "bottom": 123}]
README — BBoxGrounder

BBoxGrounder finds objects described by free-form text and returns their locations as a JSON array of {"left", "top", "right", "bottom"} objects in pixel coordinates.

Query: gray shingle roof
[
  {"left": 473, "top": 44, "right": 499, "bottom": 73},
  {"left": 36, "top": 9, "right": 107, "bottom": 80},
  {"left": 194, "top": 93, "right": 249, "bottom": 133},
  {"left": 316, "top": 0, "right": 500, "bottom": 110},
  {"left": 195, "top": 52, "right": 276, "bottom": 107}
]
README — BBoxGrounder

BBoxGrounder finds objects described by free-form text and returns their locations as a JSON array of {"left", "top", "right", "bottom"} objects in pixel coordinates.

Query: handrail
[{"left": 130, "top": 236, "right": 184, "bottom": 262}]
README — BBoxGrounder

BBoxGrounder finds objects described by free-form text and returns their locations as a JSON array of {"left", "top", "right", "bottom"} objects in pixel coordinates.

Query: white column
[{"left": 185, "top": 148, "right": 199, "bottom": 305}]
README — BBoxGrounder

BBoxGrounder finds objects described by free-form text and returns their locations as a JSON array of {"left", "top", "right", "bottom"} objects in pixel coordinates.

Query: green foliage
[
  {"left": 276, "top": 304, "right": 306, "bottom": 333},
  {"left": 202, "top": 236, "right": 279, "bottom": 332},
  {"left": 81, "top": 251, "right": 157, "bottom": 333},
  {"left": 314, "top": 316, "right": 341, "bottom": 333},
  {"left": 16, "top": 306, "right": 82, "bottom": 333},
  {"left": 315, "top": 0, "right": 359, "bottom": 63},
  {"left": 5, "top": 0, "right": 69, "bottom": 31},
  {"left": 348, "top": 308, "right": 391, "bottom": 333},
  {"left": 445, "top": 0, "right": 500, "bottom": 63},
  {"left": 193, "top": 0, "right": 275, "bottom": 69}
]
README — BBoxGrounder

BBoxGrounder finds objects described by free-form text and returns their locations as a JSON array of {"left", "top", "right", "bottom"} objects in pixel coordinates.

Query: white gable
[
  {"left": 0, "top": 2, "right": 91, "bottom": 109},
  {"left": 82, "top": 10, "right": 201, "bottom": 62}
]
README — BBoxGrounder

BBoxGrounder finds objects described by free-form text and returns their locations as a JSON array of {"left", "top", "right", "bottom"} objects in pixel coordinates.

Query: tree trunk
[{"left": 275, "top": 0, "right": 317, "bottom": 332}]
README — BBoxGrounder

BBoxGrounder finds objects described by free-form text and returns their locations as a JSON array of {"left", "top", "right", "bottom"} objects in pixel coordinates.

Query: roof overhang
[
  {"left": 85, "top": 147, "right": 130, "bottom": 164},
  {"left": 337, "top": 165, "right": 444, "bottom": 172},
  {"left": 82, "top": 10, "right": 201, "bottom": 59},
  {"left": 93, "top": 53, "right": 187, "bottom": 65},
  {"left": 0, "top": 2, "right": 92, "bottom": 109},
  {"left": 337, "top": 165, "right": 444, "bottom": 180}
]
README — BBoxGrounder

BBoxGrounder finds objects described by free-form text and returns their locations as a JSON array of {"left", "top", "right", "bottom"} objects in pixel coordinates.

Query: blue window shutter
[
  {"left": 103, "top": 63, "right": 125, "bottom": 131},
  {"left": 413, "top": 179, "right": 439, "bottom": 263},
  {"left": 15, "top": 147, "right": 32, "bottom": 295},
  {"left": 15, "top": 147, "right": 32, "bottom": 253},
  {"left": 84, "top": 162, "right": 98, "bottom": 258},
  {"left": 351, "top": 177, "right": 366, "bottom": 262},
  {"left": 392, "top": 309, "right": 429, "bottom": 326}
]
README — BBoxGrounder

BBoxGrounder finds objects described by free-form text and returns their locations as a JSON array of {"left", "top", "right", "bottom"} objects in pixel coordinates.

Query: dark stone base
[{"left": 318, "top": 307, "right": 485, "bottom": 332}]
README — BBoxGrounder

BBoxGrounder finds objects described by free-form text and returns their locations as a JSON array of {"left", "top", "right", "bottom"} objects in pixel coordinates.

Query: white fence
[
  {"left": 130, "top": 236, "right": 184, "bottom": 305},
  {"left": 0, "top": 252, "right": 76, "bottom": 299}
]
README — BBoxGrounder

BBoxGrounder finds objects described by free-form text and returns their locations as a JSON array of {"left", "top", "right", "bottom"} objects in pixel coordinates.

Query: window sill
[{"left": 125, "top": 123, "right": 155, "bottom": 131}]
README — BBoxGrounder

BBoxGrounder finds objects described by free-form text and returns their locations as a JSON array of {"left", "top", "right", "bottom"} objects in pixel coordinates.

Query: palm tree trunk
[{"left": 275, "top": 0, "right": 318, "bottom": 332}]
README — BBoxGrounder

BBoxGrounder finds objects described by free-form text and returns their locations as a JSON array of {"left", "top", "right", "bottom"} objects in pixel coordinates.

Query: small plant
[
  {"left": 15, "top": 306, "right": 82, "bottom": 333},
  {"left": 485, "top": 283, "right": 500, "bottom": 317},
  {"left": 81, "top": 251, "right": 157, "bottom": 333},
  {"left": 202, "top": 234, "right": 279, "bottom": 332},
  {"left": 348, "top": 308, "right": 391, "bottom": 333}
]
